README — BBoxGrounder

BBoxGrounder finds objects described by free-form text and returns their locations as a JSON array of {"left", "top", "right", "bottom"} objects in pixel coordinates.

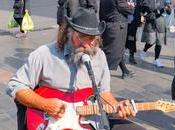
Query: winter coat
[
  {"left": 99, "top": 0, "right": 134, "bottom": 23},
  {"left": 100, "top": 0, "right": 134, "bottom": 70},
  {"left": 142, "top": 0, "right": 166, "bottom": 33},
  {"left": 172, "top": 75, "right": 175, "bottom": 100},
  {"left": 13, "top": 0, "right": 30, "bottom": 18},
  {"left": 57, "top": 0, "right": 97, "bottom": 25}
]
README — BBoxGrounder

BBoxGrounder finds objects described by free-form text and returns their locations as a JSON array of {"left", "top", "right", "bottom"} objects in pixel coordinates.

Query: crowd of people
[{"left": 8, "top": 0, "right": 174, "bottom": 130}]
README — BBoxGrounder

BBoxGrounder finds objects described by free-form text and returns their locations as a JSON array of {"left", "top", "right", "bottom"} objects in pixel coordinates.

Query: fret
[
  {"left": 105, "top": 105, "right": 108, "bottom": 113},
  {"left": 136, "top": 102, "right": 156, "bottom": 111},
  {"left": 87, "top": 105, "right": 89, "bottom": 115},
  {"left": 95, "top": 105, "right": 99, "bottom": 114},
  {"left": 103, "top": 104, "right": 117, "bottom": 114},
  {"left": 89, "top": 106, "right": 93, "bottom": 114}
]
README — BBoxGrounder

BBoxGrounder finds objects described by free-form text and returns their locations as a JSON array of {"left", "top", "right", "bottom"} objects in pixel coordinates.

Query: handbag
[
  {"left": 166, "top": 9, "right": 175, "bottom": 33},
  {"left": 22, "top": 9, "right": 34, "bottom": 31},
  {"left": 7, "top": 12, "right": 19, "bottom": 28}
]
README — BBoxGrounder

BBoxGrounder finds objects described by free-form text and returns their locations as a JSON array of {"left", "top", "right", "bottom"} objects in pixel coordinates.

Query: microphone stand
[{"left": 85, "top": 61, "right": 110, "bottom": 130}]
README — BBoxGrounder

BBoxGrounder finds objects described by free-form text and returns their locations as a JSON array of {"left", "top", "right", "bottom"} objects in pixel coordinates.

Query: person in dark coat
[
  {"left": 13, "top": 0, "right": 30, "bottom": 38},
  {"left": 140, "top": 0, "right": 171, "bottom": 67},
  {"left": 57, "top": 0, "right": 97, "bottom": 25},
  {"left": 100, "top": 0, "right": 136, "bottom": 79},
  {"left": 172, "top": 56, "right": 175, "bottom": 100},
  {"left": 125, "top": 0, "right": 144, "bottom": 64},
  {"left": 172, "top": 75, "right": 175, "bottom": 100}
]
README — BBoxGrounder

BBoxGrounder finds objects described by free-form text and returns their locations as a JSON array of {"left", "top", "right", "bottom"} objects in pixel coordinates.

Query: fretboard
[{"left": 76, "top": 102, "right": 156, "bottom": 116}]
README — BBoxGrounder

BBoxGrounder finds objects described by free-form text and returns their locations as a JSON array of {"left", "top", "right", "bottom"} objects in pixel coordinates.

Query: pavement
[{"left": 0, "top": 0, "right": 175, "bottom": 130}]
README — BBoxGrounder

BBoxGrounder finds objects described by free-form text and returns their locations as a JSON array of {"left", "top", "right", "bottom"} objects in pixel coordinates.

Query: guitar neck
[
  {"left": 77, "top": 102, "right": 156, "bottom": 116},
  {"left": 136, "top": 102, "right": 156, "bottom": 111}
]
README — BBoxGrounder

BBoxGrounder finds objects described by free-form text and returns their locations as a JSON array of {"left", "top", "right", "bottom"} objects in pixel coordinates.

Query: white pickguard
[{"left": 45, "top": 101, "right": 89, "bottom": 130}]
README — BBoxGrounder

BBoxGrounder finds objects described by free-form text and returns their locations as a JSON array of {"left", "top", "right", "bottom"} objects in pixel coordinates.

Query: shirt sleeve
[
  {"left": 6, "top": 49, "right": 43, "bottom": 98},
  {"left": 98, "top": 50, "right": 111, "bottom": 93}
]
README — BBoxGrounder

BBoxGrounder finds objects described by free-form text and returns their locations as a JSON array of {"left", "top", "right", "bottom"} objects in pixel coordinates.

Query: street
[{"left": 0, "top": 0, "right": 175, "bottom": 130}]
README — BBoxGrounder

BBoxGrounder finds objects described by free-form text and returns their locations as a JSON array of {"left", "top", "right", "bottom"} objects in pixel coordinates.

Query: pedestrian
[
  {"left": 57, "top": 0, "right": 97, "bottom": 26},
  {"left": 6, "top": 8, "right": 146, "bottom": 130},
  {"left": 13, "top": 0, "right": 30, "bottom": 38},
  {"left": 172, "top": 75, "right": 175, "bottom": 100},
  {"left": 126, "top": 0, "right": 144, "bottom": 64},
  {"left": 171, "top": 56, "right": 175, "bottom": 100},
  {"left": 140, "top": 0, "right": 172, "bottom": 67},
  {"left": 100, "top": 0, "right": 136, "bottom": 79}
]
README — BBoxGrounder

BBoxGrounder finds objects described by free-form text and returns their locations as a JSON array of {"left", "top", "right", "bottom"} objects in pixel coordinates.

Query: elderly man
[{"left": 7, "top": 8, "right": 146, "bottom": 130}]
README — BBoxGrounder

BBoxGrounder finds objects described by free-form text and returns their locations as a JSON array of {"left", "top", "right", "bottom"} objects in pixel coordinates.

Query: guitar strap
[{"left": 97, "top": 69, "right": 105, "bottom": 88}]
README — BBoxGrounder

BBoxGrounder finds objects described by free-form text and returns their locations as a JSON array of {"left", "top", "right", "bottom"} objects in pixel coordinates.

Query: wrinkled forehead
[{"left": 74, "top": 31, "right": 96, "bottom": 40}]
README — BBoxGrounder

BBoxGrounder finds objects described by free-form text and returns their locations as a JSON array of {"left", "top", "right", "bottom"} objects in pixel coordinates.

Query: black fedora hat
[{"left": 66, "top": 7, "right": 106, "bottom": 36}]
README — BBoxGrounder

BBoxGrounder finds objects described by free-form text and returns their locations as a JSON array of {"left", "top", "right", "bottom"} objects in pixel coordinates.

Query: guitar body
[
  {"left": 27, "top": 86, "right": 175, "bottom": 130},
  {"left": 27, "top": 87, "right": 94, "bottom": 130}
]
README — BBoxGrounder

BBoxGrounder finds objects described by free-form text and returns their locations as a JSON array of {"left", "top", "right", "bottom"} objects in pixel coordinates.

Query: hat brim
[{"left": 66, "top": 16, "right": 106, "bottom": 36}]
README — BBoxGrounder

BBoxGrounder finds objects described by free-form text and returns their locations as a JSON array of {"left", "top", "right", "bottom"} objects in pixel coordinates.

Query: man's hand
[
  {"left": 141, "top": 16, "right": 145, "bottom": 23},
  {"left": 43, "top": 98, "right": 66, "bottom": 120},
  {"left": 127, "top": 1, "right": 135, "bottom": 8},
  {"left": 115, "top": 100, "right": 136, "bottom": 119}
]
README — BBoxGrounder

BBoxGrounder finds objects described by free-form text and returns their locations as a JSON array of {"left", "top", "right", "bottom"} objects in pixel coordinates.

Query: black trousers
[
  {"left": 172, "top": 76, "right": 175, "bottom": 100},
  {"left": 13, "top": 0, "right": 26, "bottom": 33},
  {"left": 15, "top": 100, "right": 27, "bottom": 130},
  {"left": 102, "top": 22, "right": 128, "bottom": 70},
  {"left": 15, "top": 101, "right": 146, "bottom": 130},
  {"left": 125, "top": 22, "right": 138, "bottom": 53},
  {"left": 14, "top": 18, "right": 24, "bottom": 33}
]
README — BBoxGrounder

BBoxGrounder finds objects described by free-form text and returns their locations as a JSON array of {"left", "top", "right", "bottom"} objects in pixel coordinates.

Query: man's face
[
  {"left": 71, "top": 31, "right": 97, "bottom": 63},
  {"left": 71, "top": 31, "right": 96, "bottom": 48}
]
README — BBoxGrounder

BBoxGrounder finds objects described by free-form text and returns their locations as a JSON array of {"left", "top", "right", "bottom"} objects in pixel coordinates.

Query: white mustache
[{"left": 71, "top": 46, "right": 97, "bottom": 64}]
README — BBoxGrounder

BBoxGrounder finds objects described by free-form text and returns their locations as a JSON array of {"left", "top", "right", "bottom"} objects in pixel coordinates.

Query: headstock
[{"left": 155, "top": 99, "right": 175, "bottom": 112}]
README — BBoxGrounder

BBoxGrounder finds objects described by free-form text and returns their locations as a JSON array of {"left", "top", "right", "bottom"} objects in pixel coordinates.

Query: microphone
[
  {"left": 81, "top": 54, "right": 111, "bottom": 130},
  {"left": 81, "top": 54, "right": 94, "bottom": 79}
]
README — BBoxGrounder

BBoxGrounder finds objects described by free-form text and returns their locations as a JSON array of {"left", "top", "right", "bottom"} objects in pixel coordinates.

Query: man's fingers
[
  {"left": 118, "top": 110, "right": 123, "bottom": 118},
  {"left": 118, "top": 104, "right": 126, "bottom": 118}
]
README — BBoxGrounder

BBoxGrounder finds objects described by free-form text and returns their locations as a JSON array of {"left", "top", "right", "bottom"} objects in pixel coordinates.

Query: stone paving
[{"left": 0, "top": 0, "right": 175, "bottom": 130}]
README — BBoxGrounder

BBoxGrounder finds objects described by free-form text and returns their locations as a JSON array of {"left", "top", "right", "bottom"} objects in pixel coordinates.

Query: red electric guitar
[{"left": 27, "top": 86, "right": 175, "bottom": 130}]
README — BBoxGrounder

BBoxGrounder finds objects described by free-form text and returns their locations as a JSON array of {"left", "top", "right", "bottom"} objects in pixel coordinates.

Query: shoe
[
  {"left": 153, "top": 59, "right": 164, "bottom": 67},
  {"left": 15, "top": 31, "right": 27, "bottom": 38},
  {"left": 140, "top": 51, "right": 146, "bottom": 61},
  {"left": 122, "top": 71, "right": 136, "bottom": 79},
  {"left": 129, "top": 55, "right": 137, "bottom": 64}
]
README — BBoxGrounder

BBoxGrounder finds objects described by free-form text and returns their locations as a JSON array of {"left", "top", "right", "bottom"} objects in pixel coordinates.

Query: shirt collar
[
  {"left": 64, "top": 41, "right": 73, "bottom": 57},
  {"left": 63, "top": 31, "right": 73, "bottom": 57}
]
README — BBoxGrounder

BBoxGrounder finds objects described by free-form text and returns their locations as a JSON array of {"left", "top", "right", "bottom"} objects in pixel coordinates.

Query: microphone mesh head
[{"left": 81, "top": 54, "right": 91, "bottom": 63}]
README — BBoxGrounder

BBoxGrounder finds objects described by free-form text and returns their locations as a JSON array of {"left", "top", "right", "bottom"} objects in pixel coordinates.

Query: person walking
[
  {"left": 13, "top": 0, "right": 30, "bottom": 38},
  {"left": 172, "top": 75, "right": 175, "bottom": 100},
  {"left": 100, "top": 0, "right": 136, "bottom": 79},
  {"left": 140, "top": 0, "right": 171, "bottom": 67},
  {"left": 57, "top": 0, "right": 97, "bottom": 25},
  {"left": 125, "top": 0, "right": 144, "bottom": 64}
]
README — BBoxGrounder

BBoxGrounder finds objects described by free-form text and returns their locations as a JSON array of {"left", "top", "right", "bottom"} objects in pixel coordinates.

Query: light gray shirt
[{"left": 6, "top": 42, "right": 111, "bottom": 98}]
